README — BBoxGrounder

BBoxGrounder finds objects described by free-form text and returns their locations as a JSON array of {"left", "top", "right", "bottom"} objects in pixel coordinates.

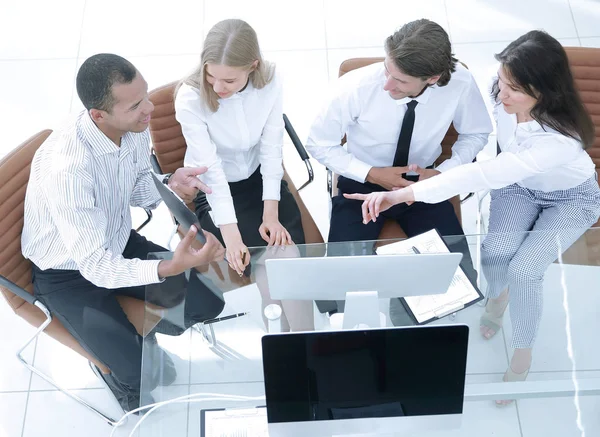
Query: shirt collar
[
  {"left": 79, "top": 111, "right": 122, "bottom": 156},
  {"left": 393, "top": 85, "right": 434, "bottom": 106},
  {"left": 506, "top": 110, "right": 544, "bottom": 132},
  {"left": 221, "top": 79, "right": 255, "bottom": 101}
]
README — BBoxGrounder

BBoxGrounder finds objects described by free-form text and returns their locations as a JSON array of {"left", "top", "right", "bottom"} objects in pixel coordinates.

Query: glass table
[{"left": 132, "top": 228, "right": 600, "bottom": 437}]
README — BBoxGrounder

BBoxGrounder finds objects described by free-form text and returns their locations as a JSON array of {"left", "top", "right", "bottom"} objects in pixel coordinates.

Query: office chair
[{"left": 0, "top": 130, "right": 163, "bottom": 426}]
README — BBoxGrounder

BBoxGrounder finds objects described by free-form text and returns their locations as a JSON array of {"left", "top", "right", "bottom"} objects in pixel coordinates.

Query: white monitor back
[{"left": 266, "top": 253, "right": 462, "bottom": 300}]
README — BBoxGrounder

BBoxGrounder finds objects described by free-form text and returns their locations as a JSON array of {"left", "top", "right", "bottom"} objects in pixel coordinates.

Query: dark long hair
[{"left": 491, "top": 30, "right": 595, "bottom": 148}]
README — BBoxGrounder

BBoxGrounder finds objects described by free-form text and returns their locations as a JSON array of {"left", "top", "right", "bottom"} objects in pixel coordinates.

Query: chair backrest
[
  {"left": 561, "top": 47, "right": 600, "bottom": 263},
  {"left": 148, "top": 81, "right": 325, "bottom": 244},
  {"left": 565, "top": 47, "right": 600, "bottom": 168},
  {"left": 148, "top": 82, "right": 185, "bottom": 175},
  {"left": 0, "top": 130, "right": 51, "bottom": 313}
]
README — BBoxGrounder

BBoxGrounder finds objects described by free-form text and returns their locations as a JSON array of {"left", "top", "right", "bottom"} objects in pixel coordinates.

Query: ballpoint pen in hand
[{"left": 203, "top": 312, "right": 248, "bottom": 325}]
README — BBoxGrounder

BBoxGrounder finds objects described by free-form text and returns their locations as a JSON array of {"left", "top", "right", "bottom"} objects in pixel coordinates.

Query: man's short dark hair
[
  {"left": 76, "top": 53, "right": 137, "bottom": 112},
  {"left": 385, "top": 19, "right": 457, "bottom": 87}
]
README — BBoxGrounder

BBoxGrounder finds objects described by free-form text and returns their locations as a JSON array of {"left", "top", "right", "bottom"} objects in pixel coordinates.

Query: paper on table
[
  {"left": 203, "top": 407, "right": 268, "bottom": 437},
  {"left": 376, "top": 229, "right": 480, "bottom": 323}
]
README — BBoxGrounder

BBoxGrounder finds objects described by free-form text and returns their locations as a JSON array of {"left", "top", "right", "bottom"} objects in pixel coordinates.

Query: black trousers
[
  {"left": 321, "top": 176, "right": 478, "bottom": 314},
  {"left": 194, "top": 167, "right": 305, "bottom": 247},
  {"left": 32, "top": 230, "right": 225, "bottom": 395}
]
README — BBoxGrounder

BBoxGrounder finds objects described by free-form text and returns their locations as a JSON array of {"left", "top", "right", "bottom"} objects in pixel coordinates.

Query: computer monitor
[
  {"left": 265, "top": 253, "right": 461, "bottom": 328},
  {"left": 262, "top": 325, "right": 469, "bottom": 437}
]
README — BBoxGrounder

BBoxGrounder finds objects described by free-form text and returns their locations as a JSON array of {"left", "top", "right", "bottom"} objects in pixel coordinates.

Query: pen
[
  {"left": 203, "top": 312, "right": 248, "bottom": 325},
  {"left": 241, "top": 250, "right": 247, "bottom": 264},
  {"left": 412, "top": 246, "right": 421, "bottom": 254}
]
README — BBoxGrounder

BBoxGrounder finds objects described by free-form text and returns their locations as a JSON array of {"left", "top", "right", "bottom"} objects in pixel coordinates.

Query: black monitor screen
[{"left": 261, "top": 325, "right": 469, "bottom": 423}]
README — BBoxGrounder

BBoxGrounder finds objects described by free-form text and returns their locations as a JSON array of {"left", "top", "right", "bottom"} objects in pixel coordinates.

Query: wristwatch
[{"left": 162, "top": 173, "right": 173, "bottom": 185}]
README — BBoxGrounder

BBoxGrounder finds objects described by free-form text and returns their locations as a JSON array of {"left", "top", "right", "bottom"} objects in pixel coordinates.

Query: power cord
[{"left": 108, "top": 392, "right": 265, "bottom": 437}]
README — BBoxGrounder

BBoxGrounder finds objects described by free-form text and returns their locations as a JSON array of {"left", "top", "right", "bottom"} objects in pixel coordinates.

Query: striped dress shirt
[{"left": 22, "top": 111, "right": 164, "bottom": 289}]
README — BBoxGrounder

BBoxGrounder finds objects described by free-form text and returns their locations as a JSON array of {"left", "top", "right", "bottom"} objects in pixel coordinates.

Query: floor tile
[
  {"left": 580, "top": 37, "right": 600, "bottom": 48},
  {"left": 447, "top": 0, "right": 577, "bottom": 44},
  {"left": 78, "top": 0, "right": 204, "bottom": 58},
  {"left": 264, "top": 49, "right": 330, "bottom": 146},
  {"left": 324, "top": 0, "right": 449, "bottom": 49},
  {"left": 503, "top": 264, "right": 600, "bottom": 373},
  {"left": 0, "top": 392, "right": 27, "bottom": 437},
  {"left": 0, "top": 59, "right": 77, "bottom": 159},
  {"left": 29, "top": 335, "right": 103, "bottom": 391},
  {"left": 0, "top": 304, "right": 36, "bottom": 392},
  {"left": 569, "top": 0, "right": 600, "bottom": 38},
  {"left": 518, "top": 395, "right": 600, "bottom": 437},
  {"left": 204, "top": 0, "right": 326, "bottom": 51},
  {"left": 0, "top": 1, "right": 84, "bottom": 60},
  {"left": 23, "top": 388, "right": 123, "bottom": 437}
]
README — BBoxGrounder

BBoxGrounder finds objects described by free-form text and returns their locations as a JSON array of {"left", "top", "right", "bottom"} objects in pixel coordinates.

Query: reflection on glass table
[{"left": 128, "top": 228, "right": 600, "bottom": 437}]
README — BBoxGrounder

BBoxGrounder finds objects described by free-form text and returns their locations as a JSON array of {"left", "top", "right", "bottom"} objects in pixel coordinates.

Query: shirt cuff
[
  {"left": 210, "top": 198, "right": 238, "bottom": 226},
  {"left": 435, "top": 158, "right": 459, "bottom": 173},
  {"left": 142, "top": 259, "right": 164, "bottom": 285},
  {"left": 346, "top": 157, "right": 372, "bottom": 183},
  {"left": 410, "top": 177, "right": 443, "bottom": 204},
  {"left": 262, "top": 178, "right": 281, "bottom": 201}
]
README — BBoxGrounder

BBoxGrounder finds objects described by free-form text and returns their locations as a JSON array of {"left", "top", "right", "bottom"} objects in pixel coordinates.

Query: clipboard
[
  {"left": 151, "top": 172, "right": 207, "bottom": 245},
  {"left": 200, "top": 406, "right": 268, "bottom": 437},
  {"left": 376, "top": 229, "right": 483, "bottom": 325}
]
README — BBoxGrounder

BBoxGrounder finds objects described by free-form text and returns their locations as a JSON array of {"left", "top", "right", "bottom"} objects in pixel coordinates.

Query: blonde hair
[{"left": 177, "top": 19, "right": 275, "bottom": 112}]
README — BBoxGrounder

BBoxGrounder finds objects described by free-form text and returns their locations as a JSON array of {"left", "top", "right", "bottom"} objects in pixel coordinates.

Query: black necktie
[{"left": 393, "top": 100, "right": 418, "bottom": 168}]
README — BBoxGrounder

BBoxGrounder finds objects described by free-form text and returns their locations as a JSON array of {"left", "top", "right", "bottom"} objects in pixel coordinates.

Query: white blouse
[
  {"left": 411, "top": 102, "right": 596, "bottom": 204},
  {"left": 175, "top": 72, "right": 284, "bottom": 226}
]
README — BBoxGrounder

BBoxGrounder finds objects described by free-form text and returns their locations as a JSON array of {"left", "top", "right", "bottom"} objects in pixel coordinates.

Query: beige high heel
[
  {"left": 495, "top": 366, "right": 530, "bottom": 407},
  {"left": 480, "top": 297, "right": 509, "bottom": 340}
]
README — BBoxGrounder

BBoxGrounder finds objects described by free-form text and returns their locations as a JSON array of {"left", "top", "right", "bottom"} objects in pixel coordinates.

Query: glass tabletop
[{"left": 134, "top": 227, "right": 600, "bottom": 437}]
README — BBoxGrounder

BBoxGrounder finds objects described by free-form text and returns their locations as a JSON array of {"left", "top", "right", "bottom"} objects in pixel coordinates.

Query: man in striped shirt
[{"left": 21, "top": 54, "right": 225, "bottom": 413}]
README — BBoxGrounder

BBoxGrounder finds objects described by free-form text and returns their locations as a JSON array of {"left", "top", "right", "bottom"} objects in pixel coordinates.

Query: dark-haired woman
[{"left": 344, "top": 30, "right": 600, "bottom": 403}]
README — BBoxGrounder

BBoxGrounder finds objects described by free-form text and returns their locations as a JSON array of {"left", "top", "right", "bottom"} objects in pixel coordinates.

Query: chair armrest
[
  {"left": 0, "top": 275, "right": 37, "bottom": 305},
  {"left": 135, "top": 209, "right": 153, "bottom": 232},
  {"left": 283, "top": 114, "right": 314, "bottom": 191},
  {"left": 150, "top": 152, "right": 163, "bottom": 174}
]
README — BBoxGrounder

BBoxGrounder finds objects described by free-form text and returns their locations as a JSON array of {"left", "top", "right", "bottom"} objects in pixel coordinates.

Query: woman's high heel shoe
[
  {"left": 480, "top": 297, "right": 509, "bottom": 340},
  {"left": 495, "top": 365, "right": 530, "bottom": 407}
]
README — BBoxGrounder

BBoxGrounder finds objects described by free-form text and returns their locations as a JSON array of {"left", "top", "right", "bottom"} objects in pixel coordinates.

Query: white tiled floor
[{"left": 2, "top": 1, "right": 600, "bottom": 436}]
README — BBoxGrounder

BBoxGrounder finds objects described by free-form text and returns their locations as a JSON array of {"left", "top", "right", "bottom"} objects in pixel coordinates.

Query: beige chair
[
  {"left": 559, "top": 47, "right": 600, "bottom": 265},
  {"left": 330, "top": 58, "right": 464, "bottom": 243},
  {"left": 0, "top": 130, "right": 158, "bottom": 425}
]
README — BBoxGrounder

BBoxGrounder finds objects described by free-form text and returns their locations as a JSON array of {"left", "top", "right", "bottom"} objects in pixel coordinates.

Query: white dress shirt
[
  {"left": 22, "top": 111, "right": 164, "bottom": 289},
  {"left": 411, "top": 103, "right": 597, "bottom": 203},
  {"left": 175, "top": 72, "right": 284, "bottom": 226},
  {"left": 306, "top": 62, "right": 493, "bottom": 183}
]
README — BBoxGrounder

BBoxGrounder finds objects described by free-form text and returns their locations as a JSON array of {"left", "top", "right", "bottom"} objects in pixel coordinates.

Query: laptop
[
  {"left": 151, "top": 172, "right": 207, "bottom": 244},
  {"left": 261, "top": 325, "right": 469, "bottom": 437}
]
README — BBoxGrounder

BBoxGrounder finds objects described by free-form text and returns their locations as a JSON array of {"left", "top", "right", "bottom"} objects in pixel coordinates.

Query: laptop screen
[{"left": 261, "top": 325, "right": 469, "bottom": 424}]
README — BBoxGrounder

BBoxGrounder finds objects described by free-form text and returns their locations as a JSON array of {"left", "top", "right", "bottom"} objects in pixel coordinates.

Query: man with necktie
[{"left": 306, "top": 19, "right": 492, "bottom": 315}]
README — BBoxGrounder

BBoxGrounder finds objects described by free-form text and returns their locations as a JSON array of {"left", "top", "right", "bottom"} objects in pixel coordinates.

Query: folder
[{"left": 376, "top": 229, "right": 483, "bottom": 324}]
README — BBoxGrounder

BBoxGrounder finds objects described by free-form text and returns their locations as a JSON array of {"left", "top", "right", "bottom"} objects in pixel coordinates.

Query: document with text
[{"left": 376, "top": 229, "right": 483, "bottom": 324}]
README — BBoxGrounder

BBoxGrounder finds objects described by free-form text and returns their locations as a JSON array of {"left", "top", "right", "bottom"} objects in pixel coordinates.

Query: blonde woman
[{"left": 175, "top": 19, "right": 305, "bottom": 277}]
